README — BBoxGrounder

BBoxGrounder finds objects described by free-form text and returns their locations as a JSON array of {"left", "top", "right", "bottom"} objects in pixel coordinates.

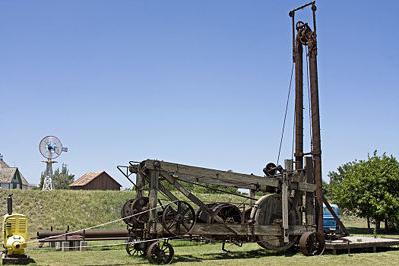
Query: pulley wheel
[
  {"left": 299, "top": 231, "right": 325, "bottom": 256},
  {"left": 162, "top": 201, "right": 196, "bottom": 236},
  {"left": 263, "top": 162, "right": 277, "bottom": 176},
  {"left": 146, "top": 241, "right": 174, "bottom": 264},
  {"left": 121, "top": 199, "right": 136, "bottom": 226},
  {"left": 121, "top": 197, "right": 149, "bottom": 226},
  {"left": 250, "top": 193, "right": 299, "bottom": 251}
]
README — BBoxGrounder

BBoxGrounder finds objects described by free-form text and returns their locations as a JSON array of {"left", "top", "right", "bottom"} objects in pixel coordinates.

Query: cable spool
[{"left": 263, "top": 163, "right": 277, "bottom": 176}]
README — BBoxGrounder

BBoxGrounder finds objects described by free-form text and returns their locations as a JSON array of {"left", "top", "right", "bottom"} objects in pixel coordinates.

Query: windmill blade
[{"left": 39, "top": 136, "right": 64, "bottom": 159}]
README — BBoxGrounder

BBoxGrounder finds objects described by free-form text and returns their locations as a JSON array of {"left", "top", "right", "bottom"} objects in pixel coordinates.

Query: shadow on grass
[{"left": 173, "top": 247, "right": 297, "bottom": 263}]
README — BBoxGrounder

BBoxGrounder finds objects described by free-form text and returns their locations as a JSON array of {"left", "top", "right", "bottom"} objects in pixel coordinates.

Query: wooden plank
[
  {"left": 325, "top": 236, "right": 399, "bottom": 250},
  {"left": 154, "top": 224, "right": 311, "bottom": 237},
  {"left": 158, "top": 181, "right": 179, "bottom": 202},
  {"left": 295, "top": 182, "right": 316, "bottom": 192},
  {"left": 143, "top": 160, "right": 280, "bottom": 190}
]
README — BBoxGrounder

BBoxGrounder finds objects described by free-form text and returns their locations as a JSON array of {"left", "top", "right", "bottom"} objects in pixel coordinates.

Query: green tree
[
  {"left": 39, "top": 164, "right": 75, "bottom": 189},
  {"left": 322, "top": 180, "right": 330, "bottom": 199},
  {"left": 329, "top": 151, "right": 399, "bottom": 231}
]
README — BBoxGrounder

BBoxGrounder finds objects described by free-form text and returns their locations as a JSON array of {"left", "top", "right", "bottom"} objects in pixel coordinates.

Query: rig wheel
[
  {"left": 126, "top": 237, "right": 147, "bottom": 256},
  {"left": 299, "top": 231, "right": 325, "bottom": 256},
  {"left": 250, "top": 194, "right": 299, "bottom": 251},
  {"left": 162, "top": 201, "right": 196, "bottom": 236},
  {"left": 146, "top": 241, "right": 174, "bottom": 264}
]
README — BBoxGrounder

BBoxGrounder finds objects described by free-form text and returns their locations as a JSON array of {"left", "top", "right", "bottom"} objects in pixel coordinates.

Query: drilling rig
[{"left": 118, "top": 2, "right": 345, "bottom": 264}]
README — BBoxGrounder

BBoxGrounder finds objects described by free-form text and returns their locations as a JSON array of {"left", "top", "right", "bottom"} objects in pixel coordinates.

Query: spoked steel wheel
[
  {"left": 121, "top": 197, "right": 149, "bottom": 226},
  {"left": 162, "top": 201, "right": 196, "bottom": 236},
  {"left": 146, "top": 241, "right": 174, "bottom": 264},
  {"left": 126, "top": 237, "right": 147, "bottom": 256},
  {"left": 299, "top": 231, "right": 325, "bottom": 256}
]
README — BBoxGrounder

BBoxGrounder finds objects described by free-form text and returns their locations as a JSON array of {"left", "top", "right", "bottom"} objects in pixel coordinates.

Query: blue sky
[{"left": 0, "top": 0, "right": 398, "bottom": 187}]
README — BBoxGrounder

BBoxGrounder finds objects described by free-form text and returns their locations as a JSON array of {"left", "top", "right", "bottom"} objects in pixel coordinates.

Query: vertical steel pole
[
  {"left": 294, "top": 38, "right": 304, "bottom": 171},
  {"left": 308, "top": 32, "right": 324, "bottom": 235}
]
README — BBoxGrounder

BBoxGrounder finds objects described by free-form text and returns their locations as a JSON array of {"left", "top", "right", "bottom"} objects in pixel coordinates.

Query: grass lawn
[
  {"left": 26, "top": 241, "right": 399, "bottom": 266},
  {"left": 2, "top": 190, "right": 399, "bottom": 265}
]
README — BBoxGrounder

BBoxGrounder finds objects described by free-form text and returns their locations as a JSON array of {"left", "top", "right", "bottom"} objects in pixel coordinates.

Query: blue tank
[{"left": 323, "top": 203, "right": 340, "bottom": 232}]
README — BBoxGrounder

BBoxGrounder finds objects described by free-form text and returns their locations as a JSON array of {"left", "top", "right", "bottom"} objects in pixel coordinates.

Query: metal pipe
[
  {"left": 7, "top": 194, "right": 12, "bottom": 215},
  {"left": 37, "top": 229, "right": 129, "bottom": 239},
  {"left": 290, "top": 1, "right": 316, "bottom": 13},
  {"left": 312, "top": 3, "right": 317, "bottom": 35}
]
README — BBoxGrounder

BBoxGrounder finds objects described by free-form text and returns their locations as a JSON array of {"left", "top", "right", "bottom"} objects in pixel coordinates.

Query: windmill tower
[{"left": 39, "top": 136, "right": 68, "bottom": 191}]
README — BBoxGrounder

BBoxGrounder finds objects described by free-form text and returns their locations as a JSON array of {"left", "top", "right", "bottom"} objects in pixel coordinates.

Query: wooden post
[
  {"left": 148, "top": 168, "right": 159, "bottom": 233},
  {"left": 304, "top": 157, "right": 315, "bottom": 226},
  {"left": 282, "top": 160, "right": 292, "bottom": 243},
  {"left": 136, "top": 171, "right": 144, "bottom": 198},
  {"left": 249, "top": 189, "right": 256, "bottom": 207}
]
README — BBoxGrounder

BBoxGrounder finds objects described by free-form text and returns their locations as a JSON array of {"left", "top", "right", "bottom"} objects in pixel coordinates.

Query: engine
[{"left": 2, "top": 195, "right": 31, "bottom": 265}]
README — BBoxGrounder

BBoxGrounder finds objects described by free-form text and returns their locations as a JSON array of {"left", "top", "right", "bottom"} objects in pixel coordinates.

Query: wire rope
[{"left": 276, "top": 63, "right": 295, "bottom": 165}]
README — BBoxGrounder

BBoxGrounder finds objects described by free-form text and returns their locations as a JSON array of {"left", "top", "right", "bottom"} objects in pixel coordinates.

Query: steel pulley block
[{"left": 263, "top": 162, "right": 278, "bottom": 176}]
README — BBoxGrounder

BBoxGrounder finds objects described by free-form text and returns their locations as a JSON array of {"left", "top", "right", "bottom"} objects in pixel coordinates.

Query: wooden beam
[
  {"left": 143, "top": 160, "right": 280, "bottom": 190},
  {"left": 190, "top": 224, "right": 281, "bottom": 236},
  {"left": 148, "top": 170, "right": 159, "bottom": 232},
  {"left": 322, "top": 194, "right": 349, "bottom": 236}
]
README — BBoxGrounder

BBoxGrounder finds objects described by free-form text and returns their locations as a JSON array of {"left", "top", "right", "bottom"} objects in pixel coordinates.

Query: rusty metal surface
[
  {"left": 293, "top": 1, "right": 324, "bottom": 236},
  {"left": 37, "top": 229, "right": 130, "bottom": 242},
  {"left": 115, "top": 3, "right": 328, "bottom": 263},
  {"left": 299, "top": 231, "right": 325, "bottom": 256}
]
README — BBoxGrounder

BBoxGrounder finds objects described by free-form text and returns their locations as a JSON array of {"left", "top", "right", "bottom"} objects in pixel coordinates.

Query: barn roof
[
  {"left": 70, "top": 171, "right": 121, "bottom": 187},
  {"left": 20, "top": 173, "right": 29, "bottom": 186},
  {"left": 0, "top": 157, "right": 30, "bottom": 186},
  {"left": 0, "top": 159, "right": 11, "bottom": 169},
  {"left": 0, "top": 167, "right": 17, "bottom": 183}
]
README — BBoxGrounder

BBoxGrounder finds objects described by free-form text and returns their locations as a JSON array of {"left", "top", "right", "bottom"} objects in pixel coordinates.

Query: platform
[{"left": 325, "top": 236, "right": 399, "bottom": 254}]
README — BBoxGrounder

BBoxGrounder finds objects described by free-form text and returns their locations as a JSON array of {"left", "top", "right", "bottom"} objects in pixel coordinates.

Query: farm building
[
  {"left": 69, "top": 171, "right": 121, "bottom": 190},
  {"left": 0, "top": 155, "right": 30, "bottom": 190}
]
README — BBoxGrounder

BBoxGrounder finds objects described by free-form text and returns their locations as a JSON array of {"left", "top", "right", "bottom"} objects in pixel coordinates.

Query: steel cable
[{"left": 277, "top": 63, "right": 295, "bottom": 165}]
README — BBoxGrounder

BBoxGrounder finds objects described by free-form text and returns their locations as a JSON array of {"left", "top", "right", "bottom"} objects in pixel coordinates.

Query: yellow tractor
[{"left": 2, "top": 194, "right": 32, "bottom": 265}]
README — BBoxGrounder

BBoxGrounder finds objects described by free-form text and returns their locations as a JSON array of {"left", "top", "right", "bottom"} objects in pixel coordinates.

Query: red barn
[{"left": 69, "top": 171, "right": 121, "bottom": 190}]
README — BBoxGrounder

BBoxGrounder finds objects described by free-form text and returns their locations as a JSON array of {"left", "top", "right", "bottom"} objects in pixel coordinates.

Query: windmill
[{"left": 39, "top": 136, "right": 68, "bottom": 191}]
